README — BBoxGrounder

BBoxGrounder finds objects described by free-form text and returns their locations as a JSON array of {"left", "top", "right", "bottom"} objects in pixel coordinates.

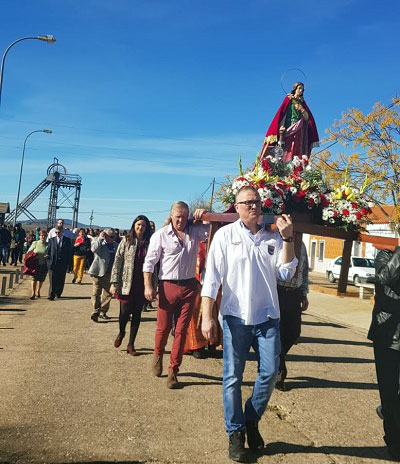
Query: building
[
  {"left": 304, "top": 205, "right": 398, "bottom": 273},
  {"left": 0, "top": 202, "right": 10, "bottom": 226}
]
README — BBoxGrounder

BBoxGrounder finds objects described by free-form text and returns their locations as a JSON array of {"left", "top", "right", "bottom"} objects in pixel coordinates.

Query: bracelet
[{"left": 282, "top": 237, "right": 294, "bottom": 243}]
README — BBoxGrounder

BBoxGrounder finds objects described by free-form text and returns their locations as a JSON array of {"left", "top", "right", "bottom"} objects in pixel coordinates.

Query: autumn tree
[{"left": 314, "top": 97, "right": 400, "bottom": 228}]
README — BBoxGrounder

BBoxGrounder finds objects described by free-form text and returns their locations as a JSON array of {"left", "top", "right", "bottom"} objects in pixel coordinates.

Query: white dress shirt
[
  {"left": 201, "top": 220, "right": 298, "bottom": 325},
  {"left": 143, "top": 222, "right": 208, "bottom": 280},
  {"left": 48, "top": 228, "right": 76, "bottom": 240}
]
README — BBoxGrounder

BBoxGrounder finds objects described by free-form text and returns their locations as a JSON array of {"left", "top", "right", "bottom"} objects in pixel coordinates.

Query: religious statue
[{"left": 260, "top": 82, "right": 319, "bottom": 162}]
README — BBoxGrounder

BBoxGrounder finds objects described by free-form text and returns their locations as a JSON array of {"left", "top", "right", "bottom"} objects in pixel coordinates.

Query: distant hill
[{"left": 17, "top": 218, "right": 103, "bottom": 231}]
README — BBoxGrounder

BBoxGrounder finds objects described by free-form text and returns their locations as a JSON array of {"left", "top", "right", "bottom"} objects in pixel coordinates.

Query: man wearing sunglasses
[
  {"left": 201, "top": 185, "right": 298, "bottom": 462},
  {"left": 46, "top": 226, "right": 72, "bottom": 300}
]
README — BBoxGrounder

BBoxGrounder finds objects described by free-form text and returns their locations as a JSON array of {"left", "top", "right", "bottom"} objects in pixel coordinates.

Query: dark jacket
[
  {"left": 367, "top": 246, "right": 400, "bottom": 351},
  {"left": 73, "top": 237, "right": 91, "bottom": 256},
  {"left": 46, "top": 236, "right": 72, "bottom": 270},
  {"left": 0, "top": 227, "right": 11, "bottom": 245}
]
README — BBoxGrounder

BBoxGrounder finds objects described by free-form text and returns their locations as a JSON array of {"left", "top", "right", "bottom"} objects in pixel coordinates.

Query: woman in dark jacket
[
  {"left": 368, "top": 241, "right": 400, "bottom": 461},
  {"left": 110, "top": 216, "right": 156, "bottom": 356}
]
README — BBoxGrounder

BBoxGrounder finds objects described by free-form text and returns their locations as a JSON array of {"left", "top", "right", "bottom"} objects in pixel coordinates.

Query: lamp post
[
  {"left": 13, "top": 129, "right": 53, "bottom": 227},
  {"left": 0, "top": 35, "right": 56, "bottom": 107}
]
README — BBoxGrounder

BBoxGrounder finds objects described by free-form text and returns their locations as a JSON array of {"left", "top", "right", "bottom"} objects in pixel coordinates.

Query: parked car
[{"left": 326, "top": 256, "right": 375, "bottom": 285}]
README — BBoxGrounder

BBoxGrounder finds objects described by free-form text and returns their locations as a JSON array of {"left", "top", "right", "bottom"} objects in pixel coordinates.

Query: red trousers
[{"left": 155, "top": 279, "right": 198, "bottom": 372}]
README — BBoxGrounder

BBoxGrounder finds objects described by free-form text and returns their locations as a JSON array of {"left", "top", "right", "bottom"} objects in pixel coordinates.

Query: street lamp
[
  {"left": 0, "top": 35, "right": 56, "bottom": 106},
  {"left": 13, "top": 129, "right": 53, "bottom": 227}
]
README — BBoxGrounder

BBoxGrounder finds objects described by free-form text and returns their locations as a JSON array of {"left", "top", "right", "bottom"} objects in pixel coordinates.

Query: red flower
[
  {"left": 298, "top": 190, "right": 307, "bottom": 197},
  {"left": 342, "top": 209, "right": 350, "bottom": 216},
  {"left": 355, "top": 212, "right": 362, "bottom": 220},
  {"left": 264, "top": 199, "right": 273, "bottom": 207},
  {"left": 236, "top": 176, "right": 246, "bottom": 182},
  {"left": 307, "top": 198, "right": 315, "bottom": 206},
  {"left": 333, "top": 210, "right": 338, "bottom": 217},
  {"left": 351, "top": 202, "right": 358, "bottom": 209}
]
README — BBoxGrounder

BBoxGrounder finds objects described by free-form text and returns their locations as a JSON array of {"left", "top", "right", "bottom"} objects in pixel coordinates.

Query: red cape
[{"left": 261, "top": 95, "right": 319, "bottom": 156}]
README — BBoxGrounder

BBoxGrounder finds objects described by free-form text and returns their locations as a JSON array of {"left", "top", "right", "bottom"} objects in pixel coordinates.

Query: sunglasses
[{"left": 236, "top": 200, "right": 261, "bottom": 207}]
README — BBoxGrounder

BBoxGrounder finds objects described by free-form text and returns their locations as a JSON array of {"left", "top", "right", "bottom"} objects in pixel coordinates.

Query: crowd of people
[{"left": 1, "top": 188, "right": 399, "bottom": 462}]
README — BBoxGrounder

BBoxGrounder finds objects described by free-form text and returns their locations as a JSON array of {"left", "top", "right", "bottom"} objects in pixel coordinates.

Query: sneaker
[
  {"left": 151, "top": 353, "right": 163, "bottom": 377},
  {"left": 228, "top": 431, "right": 247, "bottom": 462},
  {"left": 91, "top": 312, "right": 99, "bottom": 322},
  {"left": 246, "top": 420, "right": 264, "bottom": 451},
  {"left": 167, "top": 370, "right": 179, "bottom": 389},
  {"left": 376, "top": 405, "right": 384, "bottom": 420}
]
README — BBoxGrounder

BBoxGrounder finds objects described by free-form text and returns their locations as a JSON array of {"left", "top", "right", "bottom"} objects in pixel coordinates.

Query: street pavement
[{"left": 0, "top": 273, "right": 396, "bottom": 463}]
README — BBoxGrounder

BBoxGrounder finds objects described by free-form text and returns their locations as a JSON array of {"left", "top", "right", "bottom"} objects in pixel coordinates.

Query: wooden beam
[{"left": 338, "top": 239, "right": 353, "bottom": 294}]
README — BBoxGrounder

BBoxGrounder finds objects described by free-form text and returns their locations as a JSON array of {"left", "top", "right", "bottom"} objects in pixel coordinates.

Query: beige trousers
[{"left": 91, "top": 271, "right": 112, "bottom": 314}]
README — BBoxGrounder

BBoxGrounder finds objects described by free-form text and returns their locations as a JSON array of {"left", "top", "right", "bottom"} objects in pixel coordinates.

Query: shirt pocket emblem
[{"left": 268, "top": 245, "right": 275, "bottom": 255}]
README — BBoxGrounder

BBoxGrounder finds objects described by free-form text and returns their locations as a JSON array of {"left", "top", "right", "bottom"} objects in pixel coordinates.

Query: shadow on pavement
[
  {"left": 283, "top": 376, "right": 378, "bottom": 391},
  {"left": 141, "top": 317, "right": 157, "bottom": 322},
  {"left": 302, "top": 320, "right": 345, "bottom": 329},
  {"left": 286, "top": 354, "right": 374, "bottom": 364},
  {"left": 263, "top": 441, "right": 390, "bottom": 461},
  {"left": 299, "top": 336, "right": 373, "bottom": 347},
  {"left": 0, "top": 308, "right": 27, "bottom": 312}
]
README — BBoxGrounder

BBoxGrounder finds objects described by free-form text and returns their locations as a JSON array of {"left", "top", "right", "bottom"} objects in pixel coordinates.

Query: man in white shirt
[
  {"left": 48, "top": 218, "right": 76, "bottom": 240},
  {"left": 143, "top": 201, "right": 207, "bottom": 389},
  {"left": 201, "top": 186, "right": 298, "bottom": 462}
]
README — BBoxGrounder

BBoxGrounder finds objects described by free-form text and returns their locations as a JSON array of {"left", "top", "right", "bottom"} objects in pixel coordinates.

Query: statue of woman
[{"left": 260, "top": 82, "right": 319, "bottom": 162}]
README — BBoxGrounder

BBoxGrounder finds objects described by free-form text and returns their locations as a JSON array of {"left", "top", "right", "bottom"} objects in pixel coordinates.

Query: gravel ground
[{"left": 0, "top": 274, "right": 395, "bottom": 463}]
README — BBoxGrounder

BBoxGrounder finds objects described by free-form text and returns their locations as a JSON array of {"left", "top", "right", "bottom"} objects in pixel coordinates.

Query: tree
[{"left": 314, "top": 97, "right": 400, "bottom": 229}]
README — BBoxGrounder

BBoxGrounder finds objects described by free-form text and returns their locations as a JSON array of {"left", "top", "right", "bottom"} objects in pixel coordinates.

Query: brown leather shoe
[
  {"left": 152, "top": 353, "right": 163, "bottom": 377},
  {"left": 114, "top": 333, "right": 125, "bottom": 348},
  {"left": 127, "top": 344, "right": 137, "bottom": 356},
  {"left": 167, "top": 370, "right": 179, "bottom": 389}
]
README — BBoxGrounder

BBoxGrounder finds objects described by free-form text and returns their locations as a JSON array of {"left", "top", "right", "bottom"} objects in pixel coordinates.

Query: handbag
[{"left": 23, "top": 251, "right": 38, "bottom": 276}]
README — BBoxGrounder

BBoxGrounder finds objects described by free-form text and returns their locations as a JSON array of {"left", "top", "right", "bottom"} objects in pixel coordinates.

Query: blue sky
[{"left": 0, "top": 0, "right": 399, "bottom": 229}]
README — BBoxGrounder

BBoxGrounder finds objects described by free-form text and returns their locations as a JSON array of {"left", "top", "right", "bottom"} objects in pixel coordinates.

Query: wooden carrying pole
[{"left": 201, "top": 212, "right": 399, "bottom": 295}]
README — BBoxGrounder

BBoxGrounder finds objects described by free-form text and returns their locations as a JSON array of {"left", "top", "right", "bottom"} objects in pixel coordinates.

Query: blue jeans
[
  {"left": 0, "top": 244, "right": 7, "bottom": 265},
  {"left": 222, "top": 315, "right": 280, "bottom": 435}
]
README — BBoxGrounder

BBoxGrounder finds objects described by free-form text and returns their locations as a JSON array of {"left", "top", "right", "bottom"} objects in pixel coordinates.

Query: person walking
[
  {"left": 88, "top": 228, "right": 118, "bottom": 322},
  {"left": 201, "top": 185, "right": 298, "bottom": 462},
  {"left": 27, "top": 230, "right": 48, "bottom": 299},
  {"left": 275, "top": 241, "right": 309, "bottom": 391},
  {"left": 0, "top": 224, "right": 11, "bottom": 266},
  {"left": 72, "top": 228, "right": 90, "bottom": 284},
  {"left": 368, "top": 240, "right": 400, "bottom": 462},
  {"left": 110, "top": 216, "right": 156, "bottom": 356},
  {"left": 46, "top": 226, "right": 72, "bottom": 300},
  {"left": 143, "top": 202, "right": 208, "bottom": 389}
]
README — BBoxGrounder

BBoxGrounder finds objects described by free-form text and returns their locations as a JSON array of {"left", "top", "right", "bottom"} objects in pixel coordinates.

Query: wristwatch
[{"left": 282, "top": 237, "right": 294, "bottom": 243}]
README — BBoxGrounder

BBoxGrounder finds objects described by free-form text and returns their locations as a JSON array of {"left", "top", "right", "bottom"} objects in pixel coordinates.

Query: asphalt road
[{"left": 0, "top": 274, "right": 394, "bottom": 463}]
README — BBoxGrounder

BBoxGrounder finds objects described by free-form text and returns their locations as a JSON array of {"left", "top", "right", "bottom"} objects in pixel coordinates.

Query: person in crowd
[
  {"left": 142, "top": 220, "right": 157, "bottom": 312},
  {"left": 149, "top": 221, "right": 156, "bottom": 235},
  {"left": 46, "top": 226, "right": 72, "bottom": 300},
  {"left": 10, "top": 224, "right": 26, "bottom": 265},
  {"left": 114, "top": 228, "right": 121, "bottom": 244},
  {"left": 34, "top": 227, "right": 41, "bottom": 241},
  {"left": 88, "top": 228, "right": 118, "bottom": 322},
  {"left": 0, "top": 223, "right": 11, "bottom": 266},
  {"left": 110, "top": 216, "right": 156, "bottom": 356},
  {"left": 72, "top": 228, "right": 90, "bottom": 284},
  {"left": 201, "top": 185, "right": 297, "bottom": 462},
  {"left": 368, "top": 240, "right": 400, "bottom": 462},
  {"left": 143, "top": 202, "right": 208, "bottom": 389},
  {"left": 25, "top": 231, "right": 35, "bottom": 251},
  {"left": 6, "top": 225, "right": 13, "bottom": 262},
  {"left": 48, "top": 218, "right": 75, "bottom": 240},
  {"left": 276, "top": 241, "right": 309, "bottom": 391},
  {"left": 27, "top": 230, "right": 48, "bottom": 299}
]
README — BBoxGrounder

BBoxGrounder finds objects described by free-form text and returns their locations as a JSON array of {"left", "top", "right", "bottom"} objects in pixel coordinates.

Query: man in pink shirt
[{"left": 144, "top": 201, "right": 207, "bottom": 389}]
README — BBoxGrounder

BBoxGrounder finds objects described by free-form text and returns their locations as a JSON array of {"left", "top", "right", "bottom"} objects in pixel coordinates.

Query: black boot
[
  {"left": 228, "top": 430, "right": 247, "bottom": 462},
  {"left": 246, "top": 420, "right": 264, "bottom": 451}
]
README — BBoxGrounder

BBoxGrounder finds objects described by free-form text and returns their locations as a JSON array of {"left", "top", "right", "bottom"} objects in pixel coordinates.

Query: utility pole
[
  {"left": 89, "top": 210, "right": 94, "bottom": 227},
  {"left": 209, "top": 178, "right": 216, "bottom": 211}
]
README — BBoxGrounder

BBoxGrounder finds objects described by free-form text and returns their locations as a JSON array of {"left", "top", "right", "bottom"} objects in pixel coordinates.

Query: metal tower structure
[{"left": 5, "top": 158, "right": 82, "bottom": 229}]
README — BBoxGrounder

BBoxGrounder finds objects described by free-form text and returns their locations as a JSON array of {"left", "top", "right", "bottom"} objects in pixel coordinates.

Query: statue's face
[{"left": 294, "top": 85, "right": 304, "bottom": 99}]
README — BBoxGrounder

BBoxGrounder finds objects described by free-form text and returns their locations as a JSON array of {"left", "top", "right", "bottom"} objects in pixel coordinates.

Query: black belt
[
  {"left": 278, "top": 286, "right": 301, "bottom": 293},
  {"left": 162, "top": 278, "right": 196, "bottom": 286}
]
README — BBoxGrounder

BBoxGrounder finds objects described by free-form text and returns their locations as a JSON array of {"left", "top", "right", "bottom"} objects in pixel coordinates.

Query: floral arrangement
[
  {"left": 322, "top": 167, "right": 372, "bottom": 231},
  {"left": 222, "top": 155, "right": 371, "bottom": 231}
]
